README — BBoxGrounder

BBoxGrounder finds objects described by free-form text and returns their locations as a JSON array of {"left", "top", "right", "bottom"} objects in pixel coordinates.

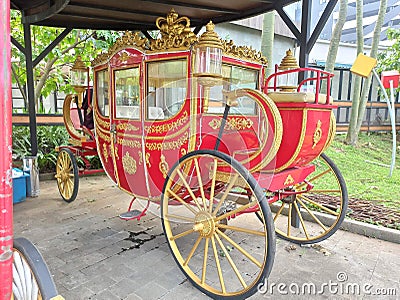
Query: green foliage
[
  {"left": 325, "top": 132, "right": 400, "bottom": 210},
  {"left": 11, "top": 11, "right": 123, "bottom": 104},
  {"left": 12, "top": 126, "right": 70, "bottom": 173},
  {"left": 377, "top": 28, "right": 400, "bottom": 73}
]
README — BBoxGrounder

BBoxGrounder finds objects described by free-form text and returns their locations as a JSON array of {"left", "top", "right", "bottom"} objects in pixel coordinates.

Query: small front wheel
[
  {"left": 161, "top": 150, "right": 276, "bottom": 299},
  {"left": 55, "top": 148, "right": 79, "bottom": 202}
]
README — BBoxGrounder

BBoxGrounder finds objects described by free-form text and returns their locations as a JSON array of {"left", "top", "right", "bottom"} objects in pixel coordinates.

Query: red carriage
[{"left": 53, "top": 10, "right": 349, "bottom": 299}]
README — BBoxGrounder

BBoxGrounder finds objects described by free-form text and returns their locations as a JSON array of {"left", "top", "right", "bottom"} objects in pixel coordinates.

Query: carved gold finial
[
  {"left": 196, "top": 21, "right": 223, "bottom": 50},
  {"left": 150, "top": 9, "right": 197, "bottom": 51},
  {"left": 279, "top": 49, "right": 299, "bottom": 70}
]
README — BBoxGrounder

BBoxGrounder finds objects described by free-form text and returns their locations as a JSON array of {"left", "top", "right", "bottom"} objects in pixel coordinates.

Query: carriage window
[
  {"left": 146, "top": 60, "right": 187, "bottom": 120},
  {"left": 208, "top": 64, "right": 258, "bottom": 115},
  {"left": 114, "top": 67, "right": 140, "bottom": 119},
  {"left": 96, "top": 69, "right": 109, "bottom": 117}
]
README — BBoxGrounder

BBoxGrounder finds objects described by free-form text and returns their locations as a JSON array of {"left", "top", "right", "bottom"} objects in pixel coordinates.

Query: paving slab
[{"left": 13, "top": 175, "right": 399, "bottom": 300}]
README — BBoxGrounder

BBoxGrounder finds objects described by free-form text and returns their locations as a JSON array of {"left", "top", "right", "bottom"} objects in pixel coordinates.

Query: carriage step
[{"left": 119, "top": 210, "right": 146, "bottom": 221}]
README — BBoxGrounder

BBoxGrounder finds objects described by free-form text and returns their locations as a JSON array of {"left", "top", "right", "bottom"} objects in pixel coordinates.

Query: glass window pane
[
  {"left": 96, "top": 69, "right": 109, "bottom": 117},
  {"left": 146, "top": 60, "right": 187, "bottom": 120},
  {"left": 208, "top": 64, "right": 259, "bottom": 115},
  {"left": 115, "top": 67, "right": 140, "bottom": 119}
]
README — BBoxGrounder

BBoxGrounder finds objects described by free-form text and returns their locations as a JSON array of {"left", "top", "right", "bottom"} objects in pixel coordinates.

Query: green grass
[{"left": 324, "top": 132, "right": 400, "bottom": 210}]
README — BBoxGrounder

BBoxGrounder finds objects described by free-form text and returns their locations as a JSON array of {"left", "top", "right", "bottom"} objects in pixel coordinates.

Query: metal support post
[{"left": 0, "top": 1, "right": 14, "bottom": 298}]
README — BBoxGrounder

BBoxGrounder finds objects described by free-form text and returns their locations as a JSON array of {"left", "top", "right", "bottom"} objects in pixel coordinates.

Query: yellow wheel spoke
[
  {"left": 184, "top": 235, "right": 202, "bottom": 266},
  {"left": 293, "top": 202, "right": 310, "bottom": 240},
  {"left": 273, "top": 202, "right": 285, "bottom": 222},
  {"left": 215, "top": 199, "right": 257, "bottom": 222},
  {"left": 201, "top": 238, "right": 209, "bottom": 284},
  {"left": 216, "top": 224, "right": 265, "bottom": 236},
  {"left": 61, "top": 181, "right": 66, "bottom": 196},
  {"left": 215, "top": 233, "right": 247, "bottom": 288},
  {"left": 209, "top": 158, "right": 218, "bottom": 213},
  {"left": 212, "top": 173, "right": 239, "bottom": 217},
  {"left": 165, "top": 213, "right": 194, "bottom": 223},
  {"left": 297, "top": 168, "right": 331, "bottom": 190},
  {"left": 194, "top": 158, "right": 207, "bottom": 211},
  {"left": 216, "top": 229, "right": 262, "bottom": 268},
  {"left": 298, "top": 195, "right": 339, "bottom": 216},
  {"left": 167, "top": 188, "right": 198, "bottom": 215},
  {"left": 297, "top": 198, "right": 328, "bottom": 231},
  {"left": 211, "top": 236, "right": 226, "bottom": 293},
  {"left": 176, "top": 169, "right": 203, "bottom": 211},
  {"left": 169, "top": 228, "right": 195, "bottom": 241}
]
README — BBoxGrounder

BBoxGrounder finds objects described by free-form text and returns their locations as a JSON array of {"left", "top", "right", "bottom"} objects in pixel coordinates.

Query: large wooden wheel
[
  {"left": 13, "top": 237, "right": 62, "bottom": 300},
  {"left": 161, "top": 150, "right": 275, "bottom": 299},
  {"left": 55, "top": 148, "right": 79, "bottom": 203},
  {"left": 273, "top": 153, "right": 348, "bottom": 244}
]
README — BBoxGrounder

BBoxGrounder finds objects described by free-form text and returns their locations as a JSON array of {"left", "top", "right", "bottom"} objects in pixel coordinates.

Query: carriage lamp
[
  {"left": 277, "top": 49, "right": 299, "bottom": 92},
  {"left": 193, "top": 21, "right": 223, "bottom": 112},
  {"left": 70, "top": 55, "right": 89, "bottom": 108}
]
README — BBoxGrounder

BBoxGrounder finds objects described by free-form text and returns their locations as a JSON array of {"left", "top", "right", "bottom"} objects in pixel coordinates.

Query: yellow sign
[{"left": 350, "top": 53, "right": 377, "bottom": 78}]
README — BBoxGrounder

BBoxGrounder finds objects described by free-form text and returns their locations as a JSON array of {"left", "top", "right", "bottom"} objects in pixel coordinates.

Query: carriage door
[
  {"left": 143, "top": 58, "right": 190, "bottom": 197},
  {"left": 110, "top": 50, "right": 147, "bottom": 195}
]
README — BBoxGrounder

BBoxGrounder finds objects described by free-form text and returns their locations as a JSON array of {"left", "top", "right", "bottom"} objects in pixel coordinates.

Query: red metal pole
[{"left": 0, "top": 1, "right": 13, "bottom": 299}]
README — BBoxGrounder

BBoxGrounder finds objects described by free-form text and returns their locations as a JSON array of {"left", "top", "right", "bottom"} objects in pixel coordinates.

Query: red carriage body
[{"left": 54, "top": 10, "right": 348, "bottom": 299}]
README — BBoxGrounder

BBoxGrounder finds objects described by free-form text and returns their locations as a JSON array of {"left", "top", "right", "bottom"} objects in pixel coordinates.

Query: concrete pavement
[{"left": 13, "top": 175, "right": 400, "bottom": 299}]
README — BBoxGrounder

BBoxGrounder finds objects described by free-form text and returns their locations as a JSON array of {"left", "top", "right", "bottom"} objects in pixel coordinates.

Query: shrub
[{"left": 12, "top": 125, "right": 70, "bottom": 173}]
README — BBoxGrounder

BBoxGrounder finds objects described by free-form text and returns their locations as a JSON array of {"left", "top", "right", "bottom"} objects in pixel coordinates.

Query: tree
[
  {"left": 261, "top": 11, "right": 275, "bottom": 78},
  {"left": 346, "top": 0, "right": 363, "bottom": 145},
  {"left": 323, "top": 0, "right": 348, "bottom": 83},
  {"left": 11, "top": 11, "right": 122, "bottom": 112},
  {"left": 346, "top": 0, "right": 388, "bottom": 145}
]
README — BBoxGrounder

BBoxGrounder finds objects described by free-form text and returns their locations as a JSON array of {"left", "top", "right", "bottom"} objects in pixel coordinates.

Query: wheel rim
[
  {"left": 12, "top": 250, "right": 42, "bottom": 300},
  {"left": 56, "top": 150, "right": 76, "bottom": 200},
  {"left": 274, "top": 154, "right": 348, "bottom": 243},
  {"left": 162, "top": 151, "right": 274, "bottom": 298}
]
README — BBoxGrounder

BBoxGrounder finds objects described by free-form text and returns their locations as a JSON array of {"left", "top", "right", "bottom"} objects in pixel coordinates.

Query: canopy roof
[{"left": 11, "top": 0, "right": 298, "bottom": 30}]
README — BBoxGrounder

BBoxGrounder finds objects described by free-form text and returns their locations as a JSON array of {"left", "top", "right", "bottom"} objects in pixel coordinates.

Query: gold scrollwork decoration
[
  {"left": 103, "top": 143, "right": 109, "bottom": 163},
  {"left": 122, "top": 152, "right": 137, "bottom": 175},
  {"left": 312, "top": 120, "right": 323, "bottom": 149},
  {"left": 208, "top": 117, "right": 254, "bottom": 131},
  {"left": 222, "top": 40, "right": 268, "bottom": 65},
  {"left": 150, "top": 9, "right": 197, "bottom": 51},
  {"left": 144, "top": 111, "right": 188, "bottom": 134},
  {"left": 96, "top": 127, "right": 111, "bottom": 143},
  {"left": 146, "top": 132, "right": 189, "bottom": 151},
  {"left": 92, "top": 31, "right": 149, "bottom": 66},
  {"left": 94, "top": 113, "right": 110, "bottom": 128},
  {"left": 117, "top": 137, "right": 142, "bottom": 149},
  {"left": 117, "top": 123, "right": 139, "bottom": 132},
  {"left": 284, "top": 174, "right": 295, "bottom": 186},
  {"left": 145, "top": 152, "right": 151, "bottom": 167},
  {"left": 159, "top": 154, "right": 169, "bottom": 178},
  {"left": 180, "top": 148, "right": 187, "bottom": 157},
  {"left": 114, "top": 145, "right": 120, "bottom": 160}
]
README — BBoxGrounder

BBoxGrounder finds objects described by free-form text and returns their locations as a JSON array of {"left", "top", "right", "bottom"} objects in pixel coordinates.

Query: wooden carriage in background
[{"left": 56, "top": 10, "right": 348, "bottom": 299}]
